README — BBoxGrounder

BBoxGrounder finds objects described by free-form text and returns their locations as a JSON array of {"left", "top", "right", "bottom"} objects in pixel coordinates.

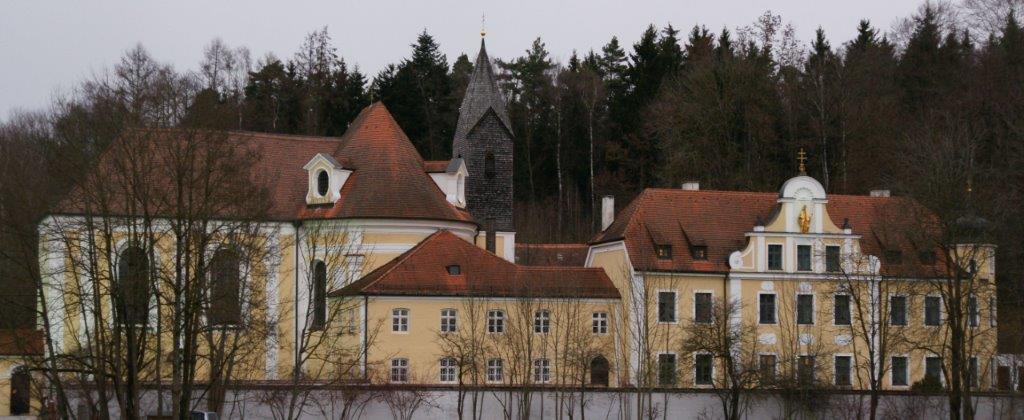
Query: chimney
[
  {"left": 681, "top": 181, "right": 700, "bottom": 191},
  {"left": 869, "top": 189, "right": 891, "bottom": 198},
  {"left": 601, "top": 195, "right": 615, "bottom": 231}
]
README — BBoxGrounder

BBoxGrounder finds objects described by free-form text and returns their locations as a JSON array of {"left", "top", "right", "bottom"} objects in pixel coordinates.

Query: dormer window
[
  {"left": 691, "top": 246, "right": 708, "bottom": 260},
  {"left": 485, "top": 152, "right": 496, "bottom": 179},
  {"left": 656, "top": 245, "right": 672, "bottom": 260},
  {"left": 919, "top": 250, "right": 937, "bottom": 265},
  {"left": 303, "top": 153, "right": 351, "bottom": 205},
  {"left": 884, "top": 250, "right": 903, "bottom": 264},
  {"left": 316, "top": 170, "right": 329, "bottom": 196},
  {"left": 447, "top": 265, "right": 462, "bottom": 275}
]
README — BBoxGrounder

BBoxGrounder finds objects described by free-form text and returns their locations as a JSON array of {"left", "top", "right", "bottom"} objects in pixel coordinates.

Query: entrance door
[{"left": 590, "top": 356, "right": 609, "bottom": 386}]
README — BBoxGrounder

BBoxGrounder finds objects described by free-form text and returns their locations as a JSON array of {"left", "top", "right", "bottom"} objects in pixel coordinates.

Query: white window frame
[
  {"left": 990, "top": 296, "right": 997, "bottom": 327},
  {"left": 797, "top": 354, "right": 817, "bottom": 383},
  {"left": 923, "top": 295, "right": 943, "bottom": 327},
  {"left": 487, "top": 358, "right": 504, "bottom": 383},
  {"left": 889, "top": 294, "right": 908, "bottom": 326},
  {"left": 833, "top": 293, "right": 851, "bottom": 326},
  {"left": 924, "top": 355, "right": 945, "bottom": 386},
  {"left": 796, "top": 293, "right": 815, "bottom": 325},
  {"left": 441, "top": 308, "right": 457, "bottom": 333},
  {"left": 796, "top": 244, "right": 813, "bottom": 272},
  {"left": 592, "top": 311, "right": 608, "bottom": 335},
  {"left": 534, "top": 309, "right": 551, "bottom": 334},
  {"left": 392, "top": 308, "right": 409, "bottom": 333},
  {"left": 390, "top": 358, "right": 409, "bottom": 383},
  {"left": 968, "top": 295, "right": 980, "bottom": 328},
  {"left": 758, "top": 292, "right": 777, "bottom": 325},
  {"left": 487, "top": 309, "right": 504, "bottom": 334},
  {"left": 656, "top": 289, "right": 678, "bottom": 324},
  {"left": 533, "top": 358, "right": 551, "bottom": 384},
  {"left": 439, "top": 357, "right": 457, "bottom": 384},
  {"left": 833, "top": 354, "right": 853, "bottom": 386},
  {"left": 759, "top": 353, "right": 779, "bottom": 381},
  {"left": 767, "top": 243, "right": 784, "bottom": 271},
  {"left": 890, "top": 354, "right": 910, "bottom": 388},
  {"left": 693, "top": 352, "right": 715, "bottom": 387},
  {"left": 693, "top": 291, "right": 714, "bottom": 324}
]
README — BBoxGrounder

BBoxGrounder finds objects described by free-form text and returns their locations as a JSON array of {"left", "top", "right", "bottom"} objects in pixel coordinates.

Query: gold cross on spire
[
  {"left": 481, "top": 13, "right": 486, "bottom": 38},
  {"left": 797, "top": 148, "right": 807, "bottom": 175}
]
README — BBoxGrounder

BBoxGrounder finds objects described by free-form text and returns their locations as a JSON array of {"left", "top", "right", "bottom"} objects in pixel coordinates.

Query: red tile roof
[
  {"left": 592, "top": 188, "right": 943, "bottom": 276},
  {"left": 515, "top": 243, "right": 589, "bottom": 267},
  {"left": 0, "top": 329, "right": 43, "bottom": 356},
  {"left": 52, "top": 103, "right": 474, "bottom": 225},
  {"left": 331, "top": 231, "right": 619, "bottom": 299}
]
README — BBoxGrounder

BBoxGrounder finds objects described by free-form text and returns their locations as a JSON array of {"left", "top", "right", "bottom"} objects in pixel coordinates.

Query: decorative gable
[{"left": 303, "top": 153, "right": 351, "bottom": 205}]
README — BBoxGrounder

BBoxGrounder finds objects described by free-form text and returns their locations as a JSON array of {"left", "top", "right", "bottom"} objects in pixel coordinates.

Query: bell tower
[{"left": 453, "top": 36, "right": 515, "bottom": 260}]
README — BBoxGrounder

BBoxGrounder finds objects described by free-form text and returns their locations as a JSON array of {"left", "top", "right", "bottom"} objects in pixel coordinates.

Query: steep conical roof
[
  {"left": 454, "top": 39, "right": 512, "bottom": 146},
  {"left": 298, "top": 102, "right": 474, "bottom": 223}
]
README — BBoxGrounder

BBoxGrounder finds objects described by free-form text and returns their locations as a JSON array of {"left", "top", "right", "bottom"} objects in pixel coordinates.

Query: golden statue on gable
[{"left": 798, "top": 205, "right": 811, "bottom": 233}]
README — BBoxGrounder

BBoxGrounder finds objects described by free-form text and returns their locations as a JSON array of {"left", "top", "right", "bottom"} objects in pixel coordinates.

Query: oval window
[{"left": 316, "top": 170, "right": 329, "bottom": 196}]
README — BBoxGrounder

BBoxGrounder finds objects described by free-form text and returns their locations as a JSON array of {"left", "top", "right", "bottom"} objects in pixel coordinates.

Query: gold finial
[
  {"left": 797, "top": 147, "right": 807, "bottom": 175},
  {"left": 481, "top": 13, "right": 486, "bottom": 38},
  {"left": 966, "top": 178, "right": 973, "bottom": 194}
]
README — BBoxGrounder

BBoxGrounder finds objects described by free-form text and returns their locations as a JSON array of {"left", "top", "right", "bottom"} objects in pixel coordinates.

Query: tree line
[{"left": 1, "top": 0, "right": 1023, "bottom": 340}]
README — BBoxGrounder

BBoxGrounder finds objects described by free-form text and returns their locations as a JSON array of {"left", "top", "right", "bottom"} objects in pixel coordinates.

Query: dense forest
[{"left": 1, "top": 2, "right": 1023, "bottom": 331}]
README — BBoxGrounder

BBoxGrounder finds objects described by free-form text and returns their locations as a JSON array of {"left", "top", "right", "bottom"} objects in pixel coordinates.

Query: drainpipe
[{"left": 292, "top": 220, "right": 302, "bottom": 381}]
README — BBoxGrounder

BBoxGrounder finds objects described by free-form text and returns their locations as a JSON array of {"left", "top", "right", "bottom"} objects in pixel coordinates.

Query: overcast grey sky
[{"left": 0, "top": 0, "right": 924, "bottom": 119}]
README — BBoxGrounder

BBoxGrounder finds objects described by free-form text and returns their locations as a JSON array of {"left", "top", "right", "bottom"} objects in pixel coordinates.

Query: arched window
[
  {"left": 590, "top": 355, "right": 610, "bottom": 386},
  {"left": 116, "top": 246, "right": 150, "bottom": 325},
  {"left": 484, "top": 152, "right": 495, "bottom": 180},
  {"left": 316, "top": 170, "right": 330, "bottom": 196},
  {"left": 312, "top": 260, "right": 327, "bottom": 330},
  {"left": 209, "top": 248, "right": 241, "bottom": 325},
  {"left": 10, "top": 365, "right": 30, "bottom": 415}
]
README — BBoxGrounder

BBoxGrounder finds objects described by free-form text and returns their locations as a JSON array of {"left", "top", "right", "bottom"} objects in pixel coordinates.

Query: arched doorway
[
  {"left": 590, "top": 356, "right": 609, "bottom": 386},
  {"left": 10, "top": 365, "right": 30, "bottom": 415}
]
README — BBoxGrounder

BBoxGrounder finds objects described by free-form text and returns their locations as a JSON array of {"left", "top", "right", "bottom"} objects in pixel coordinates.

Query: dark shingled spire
[
  {"left": 454, "top": 39, "right": 512, "bottom": 148},
  {"left": 452, "top": 37, "right": 515, "bottom": 238}
]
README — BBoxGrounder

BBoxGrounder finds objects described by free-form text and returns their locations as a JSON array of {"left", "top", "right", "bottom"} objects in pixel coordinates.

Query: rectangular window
[
  {"left": 925, "top": 296, "right": 942, "bottom": 326},
  {"left": 925, "top": 357, "right": 943, "bottom": 383},
  {"left": 441, "top": 309, "right": 457, "bottom": 333},
  {"left": 440, "top": 358, "right": 457, "bottom": 383},
  {"left": 826, "top": 246, "right": 841, "bottom": 272},
  {"left": 891, "top": 357, "right": 908, "bottom": 386},
  {"left": 885, "top": 250, "right": 903, "bottom": 264},
  {"left": 695, "top": 354, "right": 713, "bottom": 385},
  {"left": 997, "top": 365, "right": 1012, "bottom": 390},
  {"left": 390, "top": 358, "right": 409, "bottom": 383},
  {"left": 487, "top": 359, "right": 504, "bottom": 382},
  {"left": 656, "top": 245, "right": 672, "bottom": 260},
  {"left": 694, "top": 292, "right": 713, "bottom": 324},
  {"left": 990, "top": 297, "right": 997, "bottom": 327},
  {"left": 534, "top": 310, "right": 551, "bottom": 334},
  {"left": 658, "top": 291, "right": 677, "bottom": 323},
  {"left": 798, "top": 356, "right": 816, "bottom": 384},
  {"left": 890, "top": 296, "right": 907, "bottom": 326},
  {"left": 691, "top": 245, "right": 708, "bottom": 260},
  {"left": 592, "top": 312, "right": 608, "bottom": 334},
  {"left": 797, "top": 245, "right": 812, "bottom": 271},
  {"left": 835, "top": 356, "right": 852, "bottom": 386},
  {"left": 342, "top": 308, "right": 358, "bottom": 334},
  {"left": 533, "top": 359, "right": 551, "bottom": 383},
  {"left": 768, "top": 244, "right": 783, "bottom": 271},
  {"left": 392, "top": 308, "right": 409, "bottom": 332},
  {"left": 969, "top": 357, "right": 979, "bottom": 389},
  {"left": 759, "top": 354, "right": 777, "bottom": 383},
  {"left": 759, "top": 294, "right": 776, "bottom": 324},
  {"left": 969, "top": 295, "right": 979, "bottom": 327},
  {"left": 834, "top": 294, "right": 851, "bottom": 325},
  {"left": 488, "top": 310, "right": 504, "bottom": 333},
  {"left": 658, "top": 353, "right": 677, "bottom": 386},
  {"left": 797, "top": 294, "right": 814, "bottom": 325}
]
